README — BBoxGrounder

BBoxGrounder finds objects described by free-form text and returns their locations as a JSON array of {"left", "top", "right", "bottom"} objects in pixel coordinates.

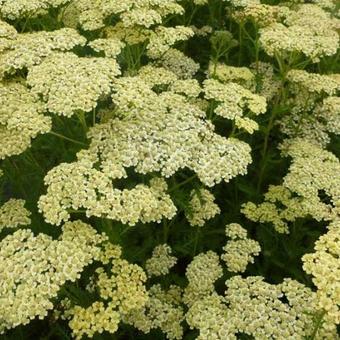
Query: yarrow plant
[{"left": 0, "top": 0, "right": 339, "bottom": 339}]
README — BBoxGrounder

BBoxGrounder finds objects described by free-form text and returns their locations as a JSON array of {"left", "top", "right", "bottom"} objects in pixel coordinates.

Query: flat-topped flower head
[
  {"left": 0, "top": 81, "right": 51, "bottom": 159},
  {"left": 0, "top": 28, "right": 86, "bottom": 78},
  {"left": 0, "top": 221, "right": 107, "bottom": 334},
  {"left": 27, "top": 52, "right": 120, "bottom": 117},
  {"left": 0, "top": 199, "right": 31, "bottom": 231}
]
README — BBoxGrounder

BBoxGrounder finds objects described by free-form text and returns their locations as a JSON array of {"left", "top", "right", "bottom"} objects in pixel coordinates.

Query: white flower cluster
[
  {"left": 221, "top": 223, "right": 261, "bottom": 272},
  {"left": 0, "top": 0, "right": 70, "bottom": 19},
  {"left": 27, "top": 52, "right": 120, "bottom": 117},
  {"left": 124, "top": 284, "right": 184, "bottom": 340},
  {"left": 0, "top": 199, "right": 31, "bottom": 231},
  {"left": 204, "top": 78, "right": 267, "bottom": 133},
  {"left": 302, "top": 219, "right": 340, "bottom": 325},
  {"left": 145, "top": 244, "right": 177, "bottom": 277},
  {"left": 68, "top": 246, "right": 148, "bottom": 339},
  {"left": 259, "top": 4, "right": 340, "bottom": 62},
  {"left": 38, "top": 158, "right": 177, "bottom": 226},
  {"left": 0, "top": 26, "right": 86, "bottom": 78},
  {"left": 186, "top": 275, "right": 337, "bottom": 339},
  {"left": 0, "top": 81, "right": 51, "bottom": 159},
  {"left": 0, "top": 220, "right": 107, "bottom": 334},
  {"left": 185, "top": 188, "right": 220, "bottom": 227}
]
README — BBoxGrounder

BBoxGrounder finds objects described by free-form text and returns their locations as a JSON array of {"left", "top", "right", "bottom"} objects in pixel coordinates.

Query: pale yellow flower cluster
[
  {"left": 243, "top": 139, "right": 340, "bottom": 232},
  {"left": 231, "top": 3, "right": 281, "bottom": 27},
  {"left": 185, "top": 188, "right": 220, "bottom": 227},
  {"left": 183, "top": 251, "right": 223, "bottom": 306},
  {"left": 147, "top": 26, "right": 194, "bottom": 59},
  {"left": 88, "top": 38, "right": 126, "bottom": 58},
  {"left": 280, "top": 69, "right": 340, "bottom": 146},
  {"left": 209, "top": 63, "right": 255, "bottom": 90},
  {"left": 250, "top": 61, "right": 281, "bottom": 100},
  {"left": 74, "top": 0, "right": 184, "bottom": 31},
  {"left": 204, "top": 78, "right": 267, "bottom": 133},
  {"left": 0, "top": 0, "right": 70, "bottom": 20},
  {"left": 221, "top": 223, "right": 260, "bottom": 272},
  {"left": 145, "top": 244, "right": 177, "bottom": 277},
  {"left": 79, "top": 74, "right": 252, "bottom": 187},
  {"left": 156, "top": 48, "right": 200, "bottom": 79},
  {"left": 302, "top": 220, "right": 340, "bottom": 325},
  {"left": 0, "top": 199, "right": 31, "bottom": 231},
  {"left": 259, "top": 4, "right": 339, "bottom": 62},
  {"left": 124, "top": 284, "right": 184, "bottom": 339},
  {"left": 186, "top": 276, "right": 337, "bottom": 339},
  {"left": 27, "top": 52, "right": 120, "bottom": 117},
  {"left": 68, "top": 246, "right": 148, "bottom": 339},
  {"left": 0, "top": 81, "right": 51, "bottom": 159},
  {"left": 0, "top": 26, "right": 86, "bottom": 78},
  {"left": 38, "top": 158, "right": 176, "bottom": 226},
  {"left": 0, "top": 220, "right": 107, "bottom": 334}
]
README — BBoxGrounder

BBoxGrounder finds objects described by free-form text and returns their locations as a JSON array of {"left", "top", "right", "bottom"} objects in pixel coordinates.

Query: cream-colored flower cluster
[
  {"left": 88, "top": 38, "right": 125, "bottom": 58},
  {"left": 81, "top": 74, "right": 252, "bottom": 187},
  {"left": 124, "top": 284, "right": 184, "bottom": 339},
  {"left": 280, "top": 69, "right": 340, "bottom": 146},
  {"left": 209, "top": 63, "right": 256, "bottom": 90},
  {"left": 147, "top": 26, "right": 194, "bottom": 59},
  {"left": 186, "top": 275, "right": 337, "bottom": 339},
  {"left": 0, "top": 220, "right": 107, "bottom": 333},
  {"left": 0, "top": 26, "right": 86, "bottom": 78},
  {"left": 259, "top": 4, "right": 340, "bottom": 62},
  {"left": 185, "top": 188, "right": 220, "bottom": 227},
  {"left": 0, "top": 199, "right": 31, "bottom": 231},
  {"left": 243, "top": 139, "right": 340, "bottom": 232},
  {"left": 221, "top": 223, "right": 260, "bottom": 272},
  {"left": 145, "top": 244, "right": 177, "bottom": 277},
  {"left": 0, "top": 0, "right": 70, "bottom": 20},
  {"left": 27, "top": 52, "right": 120, "bottom": 117},
  {"left": 183, "top": 251, "right": 223, "bottom": 306},
  {"left": 0, "top": 81, "right": 51, "bottom": 159},
  {"left": 74, "top": 0, "right": 184, "bottom": 31},
  {"left": 68, "top": 245, "right": 148, "bottom": 339},
  {"left": 204, "top": 78, "right": 267, "bottom": 133},
  {"left": 302, "top": 220, "right": 340, "bottom": 325},
  {"left": 38, "top": 158, "right": 177, "bottom": 226}
]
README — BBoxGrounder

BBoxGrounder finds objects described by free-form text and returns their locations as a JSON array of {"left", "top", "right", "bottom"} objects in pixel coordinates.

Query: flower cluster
[
  {"left": 0, "top": 81, "right": 51, "bottom": 159},
  {"left": 145, "top": 244, "right": 177, "bottom": 277},
  {"left": 0, "top": 199, "right": 31, "bottom": 231},
  {"left": 68, "top": 245, "right": 148, "bottom": 339},
  {"left": 186, "top": 276, "right": 337, "bottom": 339},
  {"left": 302, "top": 220, "right": 340, "bottom": 325},
  {"left": 0, "top": 0, "right": 70, "bottom": 20},
  {"left": 0, "top": 27, "right": 86, "bottom": 78},
  {"left": 221, "top": 223, "right": 261, "bottom": 272},
  {"left": 0, "top": 220, "right": 107, "bottom": 333},
  {"left": 27, "top": 52, "right": 121, "bottom": 117},
  {"left": 185, "top": 188, "right": 220, "bottom": 227},
  {"left": 204, "top": 78, "right": 267, "bottom": 133},
  {"left": 259, "top": 4, "right": 339, "bottom": 62},
  {"left": 124, "top": 284, "right": 184, "bottom": 339},
  {"left": 38, "top": 158, "right": 177, "bottom": 226}
]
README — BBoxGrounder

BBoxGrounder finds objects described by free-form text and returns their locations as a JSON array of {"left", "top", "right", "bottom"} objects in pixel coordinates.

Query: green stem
[
  {"left": 309, "top": 310, "right": 326, "bottom": 340},
  {"left": 48, "top": 131, "right": 87, "bottom": 146},
  {"left": 169, "top": 175, "right": 197, "bottom": 193}
]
